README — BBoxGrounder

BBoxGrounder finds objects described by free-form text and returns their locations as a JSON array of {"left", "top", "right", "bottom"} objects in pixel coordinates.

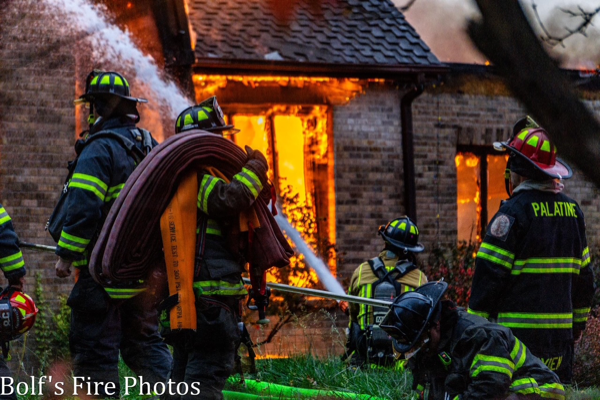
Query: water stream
[
  {"left": 42, "top": 0, "right": 191, "bottom": 119},
  {"left": 43, "top": 0, "right": 345, "bottom": 295}
]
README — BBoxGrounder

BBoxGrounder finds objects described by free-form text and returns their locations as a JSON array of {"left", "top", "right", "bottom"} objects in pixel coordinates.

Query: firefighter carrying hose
[
  {"left": 380, "top": 281, "right": 566, "bottom": 399},
  {"left": 163, "top": 97, "right": 270, "bottom": 400},
  {"left": 468, "top": 117, "right": 595, "bottom": 384},
  {"left": 49, "top": 71, "right": 172, "bottom": 397},
  {"left": 341, "top": 216, "right": 427, "bottom": 367}
]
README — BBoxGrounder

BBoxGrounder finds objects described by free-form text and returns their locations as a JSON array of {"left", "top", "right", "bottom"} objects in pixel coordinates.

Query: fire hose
[{"left": 87, "top": 131, "right": 292, "bottom": 304}]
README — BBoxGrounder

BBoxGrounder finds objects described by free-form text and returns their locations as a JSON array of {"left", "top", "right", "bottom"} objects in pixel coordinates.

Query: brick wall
[
  {"left": 333, "top": 86, "right": 404, "bottom": 282},
  {"left": 334, "top": 85, "right": 600, "bottom": 282},
  {"left": 0, "top": 0, "right": 76, "bottom": 305}
]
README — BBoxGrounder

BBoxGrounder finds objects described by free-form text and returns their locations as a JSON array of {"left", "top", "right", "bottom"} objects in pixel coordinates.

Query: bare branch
[
  {"left": 397, "top": 0, "right": 418, "bottom": 12},
  {"left": 469, "top": 0, "right": 600, "bottom": 188},
  {"left": 531, "top": 1, "right": 600, "bottom": 47}
]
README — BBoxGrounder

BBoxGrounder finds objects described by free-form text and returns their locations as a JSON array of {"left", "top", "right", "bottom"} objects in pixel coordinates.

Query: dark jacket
[
  {"left": 0, "top": 205, "right": 25, "bottom": 281},
  {"left": 193, "top": 155, "right": 268, "bottom": 298},
  {"left": 468, "top": 189, "right": 594, "bottom": 349},
  {"left": 411, "top": 305, "right": 565, "bottom": 400},
  {"left": 55, "top": 117, "right": 156, "bottom": 275}
]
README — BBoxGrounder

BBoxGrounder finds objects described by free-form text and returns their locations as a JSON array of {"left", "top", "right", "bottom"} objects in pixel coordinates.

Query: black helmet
[
  {"left": 378, "top": 216, "right": 424, "bottom": 253},
  {"left": 74, "top": 71, "right": 148, "bottom": 105},
  {"left": 380, "top": 281, "right": 448, "bottom": 353},
  {"left": 175, "top": 96, "right": 237, "bottom": 134}
]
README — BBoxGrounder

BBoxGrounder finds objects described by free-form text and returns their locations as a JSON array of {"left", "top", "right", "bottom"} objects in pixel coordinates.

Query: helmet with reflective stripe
[
  {"left": 0, "top": 288, "right": 38, "bottom": 342},
  {"left": 378, "top": 216, "right": 424, "bottom": 253},
  {"left": 175, "top": 96, "right": 237, "bottom": 134},
  {"left": 494, "top": 118, "right": 572, "bottom": 180},
  {"left": 380, "top": 281, "right": 448, "bottom": 353},
  {"left": 74, "top": 71, "right": 147, "bottom": 105}
]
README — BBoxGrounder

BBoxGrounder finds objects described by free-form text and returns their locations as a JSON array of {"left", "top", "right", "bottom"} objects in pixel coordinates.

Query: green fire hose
[{"left": 226, "top": 377, "right": 386, "bottom": 400}]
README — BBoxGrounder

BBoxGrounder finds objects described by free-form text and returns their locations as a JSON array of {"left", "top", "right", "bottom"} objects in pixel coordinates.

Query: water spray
[{"left": 273, "top": 208, "right": 346, "bottom": 296}]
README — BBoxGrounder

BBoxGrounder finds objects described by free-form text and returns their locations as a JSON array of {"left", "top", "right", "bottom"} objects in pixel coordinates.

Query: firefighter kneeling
[
  {"left": 380, "top": 281, "right": 565, "bottom": 400},
  {"left": 343, "top": 216, "right": 427, "bottom": 368}
]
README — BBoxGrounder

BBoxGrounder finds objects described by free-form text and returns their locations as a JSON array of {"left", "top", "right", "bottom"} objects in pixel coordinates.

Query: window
[
  {"left": 456, "top": 146, "right": 508, "bottom": 242},
  {"left": 230, "top": 107, "right": 337, "bottom": 280}
]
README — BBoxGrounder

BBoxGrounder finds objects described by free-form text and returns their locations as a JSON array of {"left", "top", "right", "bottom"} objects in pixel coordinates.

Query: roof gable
[{"left": 187, "top": 0, "right": 441, "bottom": 67}]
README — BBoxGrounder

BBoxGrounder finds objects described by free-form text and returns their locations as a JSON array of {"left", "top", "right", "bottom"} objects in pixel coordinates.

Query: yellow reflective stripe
[
  {"left": 0, "top": 251, "right": 24, "bottom": 272},
  {"left": 518, "top": 131, "right": 529, "bottom": 141},
  {"left": 198, "top": 175, "right": 223, "bottom": 214},
  {"left": 477, "top": 242, "right": 514, "bottom": 269},
  {"left": 470, "top": 354, "right": 514, "bottom": 378},
  {"left": 0, "top": 207, "right": 11, "bottom": 225},
  {"left": 233, "top": 167, "right": 263, "bottom": 198},
  {"left": 105, "top": 287, "right": 147, "bottom": 299},
  {"left": 193, "top": 280, "right": 248, "bottom": 296},
  {"left": 498, "top": 312, "right": 572, "bottom": 329},
  {"left": 582, "top": 247, "right": 591, "bottom": 268},
  {"left": 113, "top": 76, "right": 124, "bottom": 86},
  {"left": 526, "top": 136, "right": 539, "bottom": 147},
  {"left": 358, "top": 285, "right": 367, "bottom": 329},
  {"left": 106, "top": 183, "right": 125, "bottom": 202},
  {"left": 70, "top": 173, "right": 108, "bottom": 201},
  {"left": 539, "top": 382, "right": 565, "bottom": 399},
  {"left": 511, "top": 257, "right": 581, "bottom": 275},
  {"left": 510, "top": 338, "right": 526, "bottom": 370},
  {"left": 510, "top": 377, "right": 540, "bottom": 395},
  {"left": 573, "top": 307, "right": 591, "bottom": 323},
  {"left": 540, "top": 140, "right": 551, "bottom": 152},
  {"left": 72, "top": 259, "right": 88, "bottom": 268},
  {"left": 467, "top": 308, "right": 490, "bottom": 319},
  {"left": 206, "top": 219, "right": 222, "bottom": 236},
  {"left": 58, "top": 231, "right": 90, "bottom": 253}
]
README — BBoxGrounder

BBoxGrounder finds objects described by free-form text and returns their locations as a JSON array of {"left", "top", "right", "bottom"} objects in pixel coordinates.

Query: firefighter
[
  {"left": 165, "top": 97, "right": 269, "bottom": 400},
  {"left": 0, "top": 205, "right": 27, "bottom": 400},
  {"left": 467, "top": 117, "right": 595, "bottom": 384},
  {"left": 380, "top": 281, "right": 566, "bottom": 400},
  {"left": 52, "top": 71, "right": 172, "bottom": 397},
  {"left": 342, "top": 216, "right": 427, "bottom": 367}
]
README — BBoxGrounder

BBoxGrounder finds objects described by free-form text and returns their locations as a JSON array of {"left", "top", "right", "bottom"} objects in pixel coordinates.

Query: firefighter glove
[
  {"left": 55, "top": 257, "right": 73, "bottom": 278},
  {"left": 245, "top": 146, "right": 269, "bottom": 171},
  {"left": 7, "top": 275, "right": 24, "bottom": 291}
]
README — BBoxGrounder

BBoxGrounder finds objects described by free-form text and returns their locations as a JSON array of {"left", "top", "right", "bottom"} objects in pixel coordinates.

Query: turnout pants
[
  {"left": 167, "top": 296, "right": 241, "bottom": 400},
  {"left": 68, "top": 270, "right": 172, "bottom": 398}
]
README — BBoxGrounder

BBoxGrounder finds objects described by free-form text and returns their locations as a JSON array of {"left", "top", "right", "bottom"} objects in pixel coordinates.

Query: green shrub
[
  {"left": 33, "top": 272, "right": 70, "bottom": 373},
  {"left": 421, "top": 241, "right": 478, "bottom": 307}
]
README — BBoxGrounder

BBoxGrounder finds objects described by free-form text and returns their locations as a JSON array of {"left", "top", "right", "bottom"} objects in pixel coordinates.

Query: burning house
[{"left": 1, "top": 0, "right": 600, "bottom": 358}]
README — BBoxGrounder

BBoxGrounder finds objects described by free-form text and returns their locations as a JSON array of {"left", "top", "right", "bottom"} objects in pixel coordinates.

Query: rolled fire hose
[
  {"left": 89, "top": 130, "right": 292, "bottom": 286},
  {"left": 226, "top": 378, "right": 386, "bottom": 400}
]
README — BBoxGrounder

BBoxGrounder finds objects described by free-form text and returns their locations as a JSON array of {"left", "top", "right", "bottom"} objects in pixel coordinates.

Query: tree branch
[
  {"left": 468, "top": 0, "right": 600, "bottom": 187},
  {"left": 532, "top": 1, "right": 600, "bottom": 47}
]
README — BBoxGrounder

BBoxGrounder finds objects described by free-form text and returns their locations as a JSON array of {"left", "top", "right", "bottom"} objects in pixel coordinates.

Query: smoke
[
  {"left": 41, "top": 0, "right": 192, "bottom": 122},
  {"left": 396, "top": 0, "right": 600, "bottom": 68},
  {"left": 398, "top": 0, "right": 486, "bottom": 64},
  {"left": 524, "top": 1, "right": 600, "bottom": 69}
]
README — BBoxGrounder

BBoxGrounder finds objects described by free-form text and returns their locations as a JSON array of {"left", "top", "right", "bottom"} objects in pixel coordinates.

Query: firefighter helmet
[
  {"left": 494, "top": 119, "right": 572, "bottom": 180},
  {"left": 0, "top": 287, "right": 38, "bottom": 342},
  {"left": 74, "top": 71, "right": 148, "bottom": 105},
  {"left": 378, "top": 216, "right": 424, "bottom": 253},
  {"left": 380, "top": 281, "right": 448, "bottom": 353},
  {"left": 175, "top": 96, "right": 237, "bottom": 134}
]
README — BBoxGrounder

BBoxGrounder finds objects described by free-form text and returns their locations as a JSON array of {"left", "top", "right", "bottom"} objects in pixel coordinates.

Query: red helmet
[
  {"left": 0, "top": 288, "right": 38, "bottom": 341},
  {"left": 494, "top": 127, "right": 572, "bottom": 179}
]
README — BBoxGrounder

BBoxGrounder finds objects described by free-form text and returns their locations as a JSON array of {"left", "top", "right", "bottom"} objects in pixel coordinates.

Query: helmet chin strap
[{"left": 504, "top": 158, "right": 513, "bottom": 197}]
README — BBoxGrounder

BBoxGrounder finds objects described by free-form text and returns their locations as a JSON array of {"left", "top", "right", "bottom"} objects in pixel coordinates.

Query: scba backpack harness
[
  {"left": 365, "top": 256, "right": 417, "bottom": 365},
  {"left": 46, "top": 128, "right": 153, "bottom": 242}
]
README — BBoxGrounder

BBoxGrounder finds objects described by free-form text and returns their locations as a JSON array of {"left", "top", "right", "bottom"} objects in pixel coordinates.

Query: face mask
[{"left": 403, "top": 338, "right": 429, "bottom": 360}]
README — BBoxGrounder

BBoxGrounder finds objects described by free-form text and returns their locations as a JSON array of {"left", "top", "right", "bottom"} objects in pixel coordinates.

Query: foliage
[
  {"left": 573, "top": 311, "right": 600, "bottom": 388},
  {"left": 421, "top": 241, "right": 478, "bottom": 307},
  {"left": 33, "top": 272, "right": 70, "bottom": 373}
]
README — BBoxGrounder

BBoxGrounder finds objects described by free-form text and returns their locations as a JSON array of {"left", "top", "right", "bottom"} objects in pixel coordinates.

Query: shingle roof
[{"left": 187, "top": 0, "right": 441, "bottom": 67}]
